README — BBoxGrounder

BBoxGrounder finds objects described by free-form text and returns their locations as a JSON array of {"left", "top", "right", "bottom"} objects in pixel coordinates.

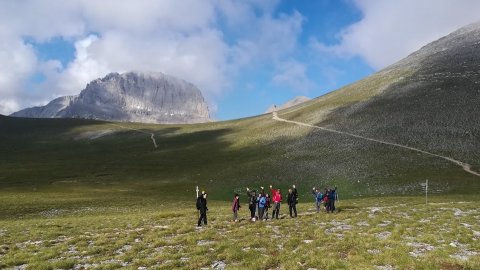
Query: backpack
[
  {"left": 196, "top": 197, "right": 202, "bottom": 210},
  {"left": 259, "top": 197, "right": 266, "bottom": 208}
]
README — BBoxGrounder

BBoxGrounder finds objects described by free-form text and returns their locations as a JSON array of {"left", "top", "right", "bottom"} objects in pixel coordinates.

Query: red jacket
[
  {"left": 271, "top": 188, "right": 282, "bottom": 203},
  {"left": 232, "top": 197, "right": 240, "bottom": 211}
]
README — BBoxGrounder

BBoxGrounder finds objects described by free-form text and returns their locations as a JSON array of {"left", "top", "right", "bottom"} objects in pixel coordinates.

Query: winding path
[
  {"left": 109, "top": 123, "right": 158, "bottom": 149},
  {"left": 272, "top": 112, "right": 480, "bottom": 177}
]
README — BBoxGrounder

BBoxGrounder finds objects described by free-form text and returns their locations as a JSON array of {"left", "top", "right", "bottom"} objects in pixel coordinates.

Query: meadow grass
[{"left": 0, "top": 194, "right": 478, "bottom": 269}]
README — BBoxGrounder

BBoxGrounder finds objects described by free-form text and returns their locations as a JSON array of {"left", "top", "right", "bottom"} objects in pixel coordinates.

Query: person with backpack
[
  {"left": 270, "top": 185, "right": 282, "bottom": 219},
  {"left": 197, "top": 192, "right": 208, "bottom": 227},
  {"left": 246, "top": 188, "right": 257, "bottom": 221},
  {"left": 330, "top": 186, "right": 337, "bottom": 212},
  {"left": 326, "top": 188, "right": 335, "bottom": 213},
  {"left": 232, "top": 193, "right": 240, "bottom": 222},
  {"left": 287, "top": 188, "right": 297, "bottom": 218},
  {"left": 312, "top": 187, "right": 324, "bottom": 213},
  {"left": 292, "top": 184, "right": 298, "bottom": 204},
  {"left": 264, "top": 194, "right": 271, "bottom": 220},
  {"left": 257, "top": 194, "right": 267, "bottom": 220},
  {"left": 323, "top": 188, "right": 330, "bottom": 212}
]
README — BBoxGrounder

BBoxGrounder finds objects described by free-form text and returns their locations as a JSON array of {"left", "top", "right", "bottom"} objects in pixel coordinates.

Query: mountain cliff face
[{"left": 11, "top": 72, "right": 211, "bottom": 124}]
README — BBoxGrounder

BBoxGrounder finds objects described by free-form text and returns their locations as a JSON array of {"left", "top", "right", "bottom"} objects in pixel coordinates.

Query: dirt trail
[
  {"left": 109, "top": 123, "right": 158, "bottom": 149},
  {"left": 272, "top": 112, "right": 480, "bottom": 177}
]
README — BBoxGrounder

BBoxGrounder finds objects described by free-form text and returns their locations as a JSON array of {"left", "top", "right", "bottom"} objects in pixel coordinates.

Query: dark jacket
[
  {"left": 293, "top": 188, "right": 298, "bottom": 203},
  {"left": 196, "top": 196, "right": 208, "bottom": 212},
  {"left": 287, "top": 192, "right": 296, "bottom": 205},
  {"left": 247, "top": 191, "right": 257, "bottom": 207}
]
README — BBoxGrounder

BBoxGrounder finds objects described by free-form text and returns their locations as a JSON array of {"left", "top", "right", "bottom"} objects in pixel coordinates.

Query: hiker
[
  {"left": 323, "top": 188, "right": 330, "bottom": 212},
  {"left": 330, "top": 186, "right": 337, "bottom": 212},
  {"left": 256, "top": 193, "right": 262, "bottom": 219},
  {"left": 197, "top": 192, "right": 208, "bottom": 227},
  {"left": 292, "top": 185, "right": 298, "bottom": 203},
  {"left": 270, "top": 185, "right": 282, "bottom": 219},
  {"left": 264, "top": 194, "right": 271, "bottom": 220},
  {"left": 312, "top": 188, "right": 324, "bottom": 213},
  {"left": 257, "top": 194, "right": 267, "bottom": 220},
  {"left": 293, "top": 184, "right": 299, "bottom": 215},
  {"left": 287, "top": 188, "right": 297, "bottom": 218},
  {"left": 246, "top": 188, "right": 257, "bottom": 221},
  {"left": 232, "top": 193, "right": 240, "bottom": 222}
]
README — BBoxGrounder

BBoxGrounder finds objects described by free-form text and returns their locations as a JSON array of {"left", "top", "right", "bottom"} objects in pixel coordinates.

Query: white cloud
[
  {"left": 0, "top": 36, "right": 38, "bottom": 114},
  {"left": 272, "top": 60, "right": 314, "bottom": 92},
  {"left": 312, "top": 0, "right": 480, "bottom": 69},
  {"left": 0, "top": 0, "right": 303, "bottom": 115}
]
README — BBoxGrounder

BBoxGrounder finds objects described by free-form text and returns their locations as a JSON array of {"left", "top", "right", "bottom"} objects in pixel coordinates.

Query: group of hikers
[{"left": 196, "top": 185, "right": 338, "bottom": 226}]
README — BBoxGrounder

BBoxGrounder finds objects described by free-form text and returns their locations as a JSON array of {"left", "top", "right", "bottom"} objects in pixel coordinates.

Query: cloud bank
[
  {"left": 0, "top": 0, "right": 302, "bottom": 114},
  {"left": 1, "top": 0, "right": 480, "bottom": 115},
  {"left": 312, "top": 0, "right": 480, "bottom": 69}
]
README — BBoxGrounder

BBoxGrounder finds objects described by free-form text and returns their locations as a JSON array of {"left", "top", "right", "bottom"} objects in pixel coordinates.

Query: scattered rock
[
  {"left": 74, "top": 263, "right": 99, "bottom": 269},
  {"left": 356, "top": 221, "right": 370, "bottom": 227},
  {"left": 197, "top": 240, "right": 215, "bottom": 246},
  {"left": 115, "top": 244, "right": 132, "bottom": 254},
  {"left": 13, "top": 264, "right": 28, "bottom": 270},
  {"left": 375, "top": 232, "right": 391, "bottom": 240},
  {"left": 67, "top": 246, "right": 78, "bottom": 254},
  {"left": 367, "top": 249, "right": 381, "bottom": 254},
  {"left": 450, "top": 250, "right": 478, "bottom": 261},
  {"left": 407, "top": 242, "right": 435, "bottom": 257},
  {"left": 38, "top": 209, "right": 66, "bottom": 217},
  {"left": 212, "top": 260, "right": 226, "bottom": 270},
  {"left": 374, "top": 265, "right": 395, "bottom": 270},
  {"left": 377, "top": 221, "right": 392, "bottom": 227},
  {"left": 303, "top": 240, "right": 313, "bottom": 244}
]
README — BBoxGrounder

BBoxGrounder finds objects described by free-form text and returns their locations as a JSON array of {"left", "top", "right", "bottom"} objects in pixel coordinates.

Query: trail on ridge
[
  {"left": 272, "top": 112, "right": 480, "bottom": 177},
  {"left": 109, "top": 123, "right": 158, "bottom": 149}
]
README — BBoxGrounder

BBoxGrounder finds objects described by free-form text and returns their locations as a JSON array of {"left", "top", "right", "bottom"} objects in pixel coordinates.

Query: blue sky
[{"left": 1, "top": 0, "right": 480, "bottom": 120}]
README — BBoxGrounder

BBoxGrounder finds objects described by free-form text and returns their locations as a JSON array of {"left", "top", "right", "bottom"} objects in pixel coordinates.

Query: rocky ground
[{"left": 0, "top": 196, "right": 478, "bottom": 269}]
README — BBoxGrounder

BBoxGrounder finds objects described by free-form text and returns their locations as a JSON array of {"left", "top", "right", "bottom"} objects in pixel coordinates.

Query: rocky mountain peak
[{"left": 11, "top": 71, "right": 211, "bottom": 124}]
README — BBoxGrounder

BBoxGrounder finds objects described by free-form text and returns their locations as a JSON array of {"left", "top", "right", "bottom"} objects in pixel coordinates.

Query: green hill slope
[{"left": 1, "top": 23, "right": 480, "bottom": 202}]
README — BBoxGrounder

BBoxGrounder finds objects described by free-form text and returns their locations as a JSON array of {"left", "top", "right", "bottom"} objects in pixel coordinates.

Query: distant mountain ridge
[
  {"left": 265, "top": 96, "right": 311, "bottom": 113},
  {"left": 11, "top": 71, "right": 211, "bottom": 124}
]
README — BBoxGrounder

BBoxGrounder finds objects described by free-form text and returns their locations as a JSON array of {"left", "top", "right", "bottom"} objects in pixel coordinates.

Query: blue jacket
[
  {"left": 258, "top": 196, "right": 267, "bottom": 208},
  {"left": 312, "top": 191, "right": 323, "bottom": 203}
]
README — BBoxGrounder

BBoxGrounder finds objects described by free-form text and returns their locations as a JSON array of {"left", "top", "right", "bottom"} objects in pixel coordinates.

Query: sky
[{"left": 1, "top": 0, "right": 480, "bottom": 120}]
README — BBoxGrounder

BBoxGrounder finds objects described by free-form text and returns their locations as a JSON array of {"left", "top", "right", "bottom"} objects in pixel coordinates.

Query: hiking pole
[
  {"left": 425, "top": 180, "right": 428, "bottom": 205},
  {"left": 196, "top": 186, "right": 200, "bottom": 219}
]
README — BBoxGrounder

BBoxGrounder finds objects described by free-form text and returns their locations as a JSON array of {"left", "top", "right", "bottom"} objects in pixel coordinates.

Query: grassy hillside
[{"left": 2, "top": 24, "right": 480, "bottom": 207}]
